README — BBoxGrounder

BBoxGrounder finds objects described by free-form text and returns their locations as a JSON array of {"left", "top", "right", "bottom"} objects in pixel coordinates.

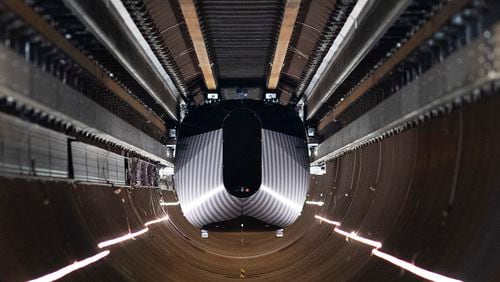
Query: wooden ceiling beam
[
  {"left": 179, "top": 0, "right": 217, "bottom": 90},
  {"left": 267, "top": 0, "right": 301, "bottom": 90}
]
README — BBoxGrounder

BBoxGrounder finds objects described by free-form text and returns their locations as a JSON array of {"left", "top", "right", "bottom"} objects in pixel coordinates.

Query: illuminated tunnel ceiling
[{"left": 0, "top": 0, "right": 499, "bottom": 281}]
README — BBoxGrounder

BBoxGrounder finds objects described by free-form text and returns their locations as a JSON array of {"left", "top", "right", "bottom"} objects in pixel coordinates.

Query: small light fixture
[
  {"left": 201, "top": 229, "right": 209, "bottom": 239},
  {"left": 372, "top": 249, "right": 462, "bottom": 282},
  {"left": 276, "top": 229, "right": 284, "bottom": 238},
  {"left": 207, "top": 93, "right": 218, "bottom": 100},
  {"left": 307, "top": 127, "right": 316, "bottom": 137},
  {"left": 168, "top": 128, "right": 177, "bottom": 139}
]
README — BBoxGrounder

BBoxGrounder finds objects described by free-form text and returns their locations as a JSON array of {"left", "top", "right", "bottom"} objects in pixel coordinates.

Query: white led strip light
[
  {"left": 144, "top": 216, "right": 169, "bottom": 226},
  {"left": 314, "top": 215, "right": 463, "bottom": 282},
  {"left": 333, "top": 228, "right": 382, "bottom": 249},
  {"left": 27, "top": 250, "right": 110, "bottom": 282},
  {"left": 305, "top": 200, "right": 324, "bottom": 206},
  {"left": 28, "top": 198, "right": 171, "bottom": 282},
  {"left": 97, "top": 213, "right": 170, "bottom": 248},
  {"left": 372, "top": 249, "right": 463, "bottom": 282},
  {"left": 160, "top": 201, "right": 180, "bottom": 206},
  {"left": 97, "top": 228, "right": 149, "bottom": 249},
  {"left": 315, "top": 215, "right": 341, "bottom": 226}
]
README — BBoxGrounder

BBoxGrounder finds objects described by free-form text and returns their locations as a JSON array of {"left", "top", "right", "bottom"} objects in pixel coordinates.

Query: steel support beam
[
  {"left": 267, "top": 0, "right": 301, "bottom": 90},
  {"left": 179, "top": 0, "right": 217, "bottom": 90},
  {"left": 0, "top": 0, "right": 168, "bottom": 131},
  {"left": 62, "top": 0, "right": 180, "bottom": 121},
  {"left": 304, "top": 0, "right": 411, "bottom": 120},
  {"left": 0, "top": 45, "right": 172, "bottom": 166},
  {"left": 312, "top": 23, "right": 500, "bottom": 164},
  {"left": 318, "top": 0, "right": 472, "bottom": 128}
]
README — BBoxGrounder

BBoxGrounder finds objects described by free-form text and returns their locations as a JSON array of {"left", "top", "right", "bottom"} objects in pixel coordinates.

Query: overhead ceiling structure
[
  {"left": 266, "top": 0, "right": 301, "bottom": 90},
  {"left": 195, "top": 0, "right": 284, "bottom": 87},
  {"left": 179, "top": 0, "right": 217, "bottom": 90},
  {"left": 0, "top": 0, "right": 499, "bottom": 281}
]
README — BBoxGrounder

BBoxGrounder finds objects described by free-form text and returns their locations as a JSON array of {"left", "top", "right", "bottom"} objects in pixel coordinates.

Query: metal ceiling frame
[
  {"left": 320, "top": 0, "right": 472, "bottom": 123},
  {"left": 0, "top": 0, "right": 168, "bottom": 131},
  {"left": 312, "top": 25, "right": 500, "bottom": 164},
  {"left": 62, "top": 0, "right": 181, "bottom": 121},
  {"left": 303, "top": 0, "right": 412, "bottom": 120},
  {"left": 0, "top": 45, "right": 173, "bottom": 166}
]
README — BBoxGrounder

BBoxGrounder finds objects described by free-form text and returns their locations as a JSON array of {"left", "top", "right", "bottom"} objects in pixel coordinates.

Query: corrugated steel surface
[
  {"left": 0, "top": 112, "right": 68, "bottom": 178},
  {"left": 0, "top": 45, "right": 170, "bottom": 163},
  {"left": 175, "top": 129, "right": 241, "bottom": 226},
  {"left": 71, "top": 142, "right": 126, "bottom": 185},
  {"left": 244, "top": 129, "right": 309, "bottom": 227},
  {"left": 175, "top": 128, "right": 309, "bottom": 228}
]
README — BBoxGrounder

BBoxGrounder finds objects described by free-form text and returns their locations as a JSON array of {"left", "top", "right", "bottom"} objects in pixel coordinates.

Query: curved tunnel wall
[{"left": 1, "top": 95, "right": 499, "bottom": 281}]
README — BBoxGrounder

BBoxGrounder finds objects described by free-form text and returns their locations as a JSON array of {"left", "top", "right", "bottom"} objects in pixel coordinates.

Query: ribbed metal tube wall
[{"left": 1, "top": 92, "right": 498, "bottom": 281}]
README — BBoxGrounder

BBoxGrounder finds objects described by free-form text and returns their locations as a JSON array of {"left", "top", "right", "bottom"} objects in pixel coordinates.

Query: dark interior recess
[
  {"left": 203, "top": 216, "right": 281, "bottom": 232},
  {"left": 178, "top": 100, "right": 306, "bottom": 139},
  {"left": 222, "top": 109, "right": 262, "bottom": 198}
]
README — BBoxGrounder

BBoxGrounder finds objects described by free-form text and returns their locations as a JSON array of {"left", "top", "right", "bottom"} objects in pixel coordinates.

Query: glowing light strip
[
  {"left": 333, "top": 228, "right": 382, "bottom": 249},
  {"left": 261, "top": 186, "right": 303, "bottom": 213},
  {"left": 160, "top": 201, "right": 180, "bottom": 206},
  {"left": 305, "top": 200, "right": 324, "bottom": 206},
  {"left": 97, "top": 228, "right": 149, "bottom": 249},
  {"left": 313, "top": 215, "right": 461, "bottom": 281},
  {"left": 144, "top": 216, "right": 169, "bottom": 227},
  {"left": 28, "top": 250, "right": 110, "bottom": 282},
  {"left": 182, "top": 186, "right": 225, "bottom": 213},
  {"left": 314, "top": 215, "right": 341, "bottom": 226},
  {"left": 372, "top": 249, "right": 463, "bottom": 282}
]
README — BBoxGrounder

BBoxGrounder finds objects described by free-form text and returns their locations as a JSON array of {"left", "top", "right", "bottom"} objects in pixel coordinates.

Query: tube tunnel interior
[
  {"left": 0, "top": 0, "right": 499, "bottom": 281},
  {"left": 0, "top": 94, "right": 498, "bottom": 281}
]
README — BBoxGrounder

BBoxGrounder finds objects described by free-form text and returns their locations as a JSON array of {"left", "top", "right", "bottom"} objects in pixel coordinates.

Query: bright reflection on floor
[{"left": 28, "top": 250, "right": 110, "bottom": 282}]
